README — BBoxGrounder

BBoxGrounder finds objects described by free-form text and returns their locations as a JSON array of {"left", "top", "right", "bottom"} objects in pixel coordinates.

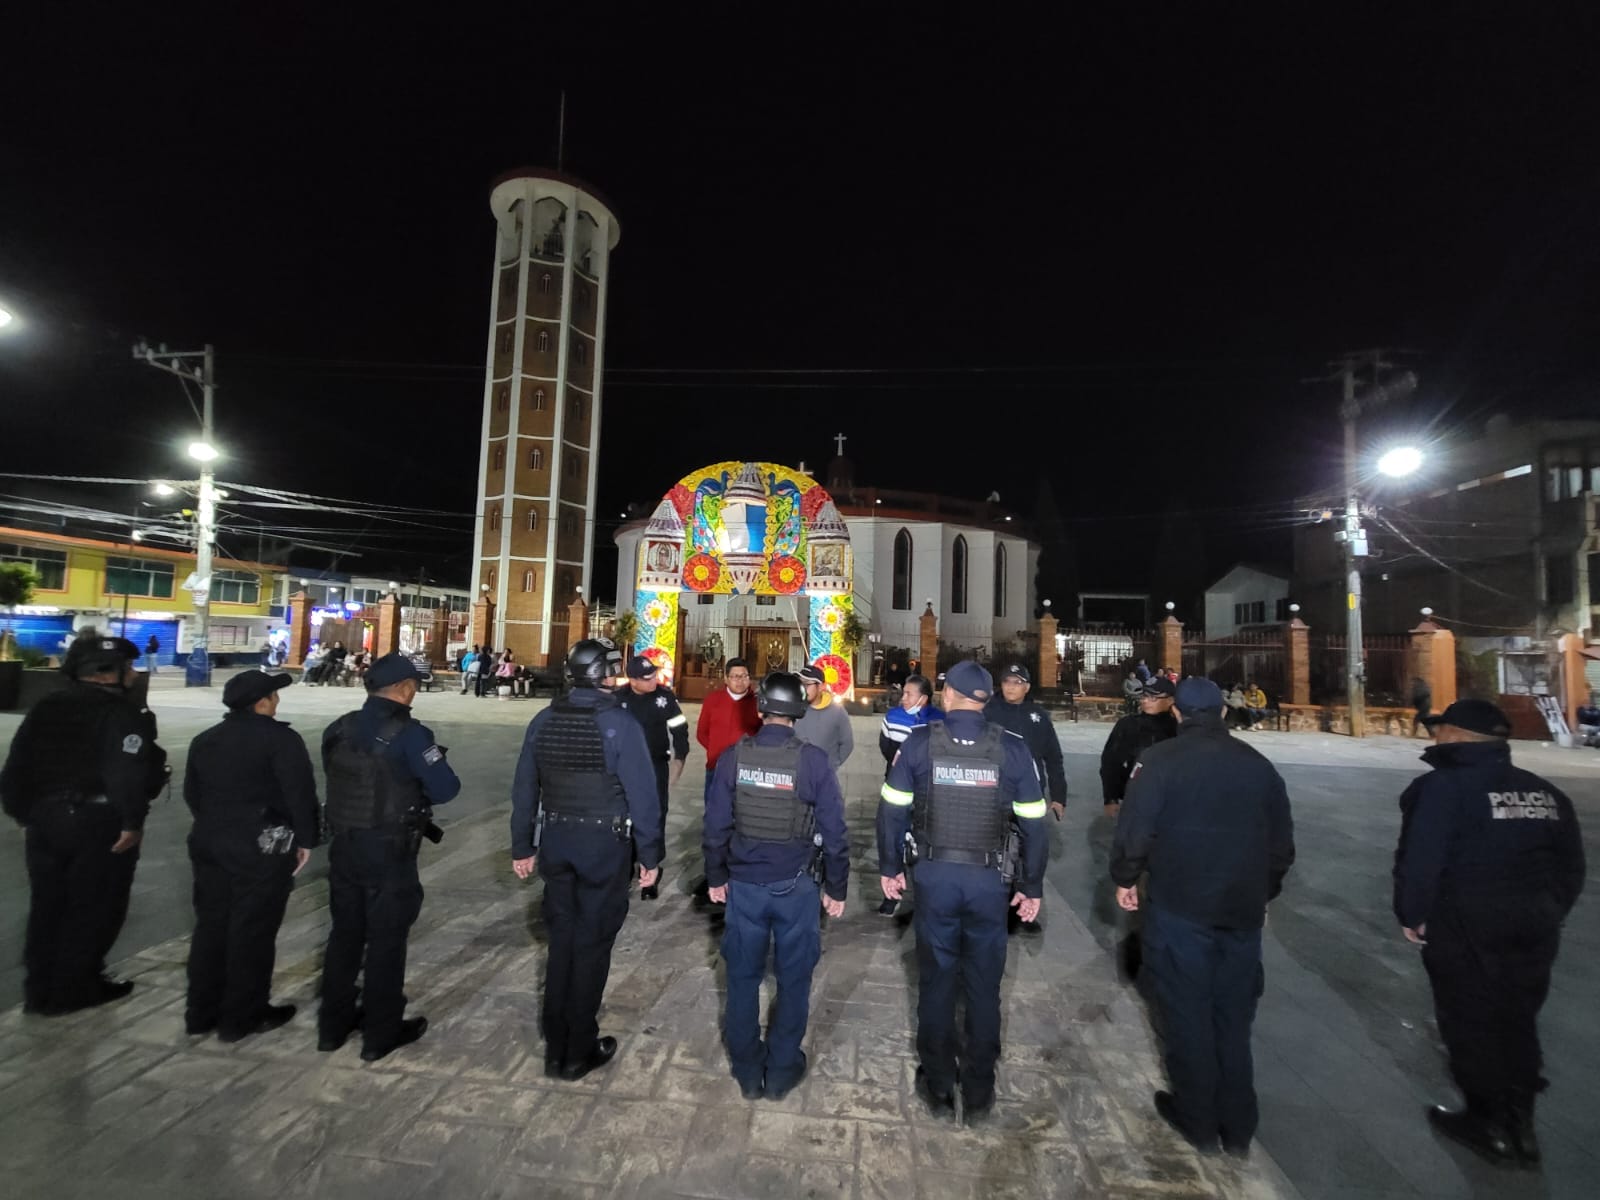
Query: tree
[
  {"left": 0, "top": 562, "right": 39, "bottom": 662},
  {"left": 612, "top": 609, "right": 640, "bottom": 656},
  {"left": 837, "top": 605, "right": 867, "bottom": 661}
]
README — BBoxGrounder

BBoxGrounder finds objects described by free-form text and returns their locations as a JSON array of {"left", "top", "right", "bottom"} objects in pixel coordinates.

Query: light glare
[
  {"left": 1377, "top": 446, "right": 1423, "bottom": 477},
  {"left": 187, "top": 441, "right": 220, "bottom": 462}
]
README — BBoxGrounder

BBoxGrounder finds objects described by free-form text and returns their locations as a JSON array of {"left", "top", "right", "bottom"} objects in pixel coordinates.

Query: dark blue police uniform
[
  {"left": 615, "top": 673, "right": 690, "bottom": 825},
  {"left": 512, "top": 686, "right": 662, "bottom": 1072},
  {"left": 1394, "top": 736, "right": 1585, "bottom": 1147},
  {"left": 319, "top": 668, "right": 460, "bottom": 1058},
  {"left": 878, "top": 695, "right": 1048, "bottom": 1116},
  {"left": 704, "top": 724, "right": 850, "bottom": 1097},
  {"left": 1110, "top": 687, "right": 1295, "bottom": 1154}
]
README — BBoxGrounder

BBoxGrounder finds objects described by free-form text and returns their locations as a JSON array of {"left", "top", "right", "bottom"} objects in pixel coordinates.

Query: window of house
[
  {"left": 532, "top": 388, "right": 546, "bottom": 411},
  {"left": 488, "top": 506, "right": 501, "bottom": 532},
  {"left": 0, "top": 542, "right": 67, "bottom": 590},
  {"left": 564, "top": 455, "right": 580, "bottom": 477},
  {"left": 529, "top": 447, "right": 544, "bottom": 470},
  {"left": 993, "top": 543, "right": 1007, "bottom": 617},
  {"left": 561, "top": 512, "right": 577, "bottom": 536},
  {"left": 493, "top": 445, "right": 505, "bottom": 470},
  {"left": 104, "top": 556, "right": 175, "bottom": 599},
  {"left": 536, "top": 329, "right": 550, "bottom": 352},
  {"left": 892, "top": 528, "right": 913, "bottom": 611},
  {"left": 498, "top": 330, "right": 513, "bottom": 353},
  {"left": 951, "top": 535, "right": 968, "bottom": 614},
  {"left": 559, "top": 570, "right": 574, "bottom": 596},
  {"left": 697, "top": 594, "right": 714, "bottom": 606},
  {"left": 755, "top": 595, "right": 777, "bottom": 607},
  {"left": 488, "top": 568, "right": 496, "bottom": 589},
  {"left": 522, "top": 569, "right": 536, "bottom": 592},
  {"left": 1547, "top": 556, "right": 1575, "bottom": 605},
  {"left": 538, "top": 272, "right": 552, "bottom": 294},
  {"left": 1234, "top": 603, "right": 1247, "bottom": 627},
  {"left": 211, "top": 569, "right": 261, "bottom": 605},
  {"left": 569, "top": 395, "right": 582, "bottom": 419},
  {"left": 1250, "top": 600, "right": 1266, "bottom": 624},
  {"left": 527, "top": 508, "right": 540, "bottom": 531},
  {"left": 1275, "top": 597, "right": 1291, "bottom": 621}
]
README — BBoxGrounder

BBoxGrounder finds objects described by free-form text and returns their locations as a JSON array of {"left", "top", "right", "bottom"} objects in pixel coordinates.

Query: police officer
[
  {"left": 511, "top": 638, "right": 663, "bottom": 1081},
  {"left": 1393, "top": 699, "right": 1585, "bottom": 1168},
  {"left": 985, "top": 662, "right": 1067, "bottom": 934},
  {"left": 614, "top": 654, "right": 689, "bottom": 900},
  {"left": 704, "top": 672, "right": 850, "bottom": 1099},
  {"left": 1110, "top": 677, "right": 1295, "bottom": 1157},
  {"left": 318, "top": 653, "right": 460, "bottom": 1061},
  {"left": 183, "top": 668, "right": 320, "bottom": 1040},
  {"left": 878, "top": 661, "right": 1048, "bottom": 1125},
  {"left": 1099, "top": 675, "right": 1178, "bottom": 816},
  {"left": 1, "top": 633, "right": 166, "bottom": 1015}
]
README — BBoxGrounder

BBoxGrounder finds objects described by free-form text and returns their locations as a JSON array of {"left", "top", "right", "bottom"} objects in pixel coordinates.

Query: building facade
[
  {"left": 471, "top": 168, "right": 620, "bottom": 662},
  {"left": 1204, "top": 564, "right": 1292, "bottom": 637},
  {"left": 0, "top": 526, "right": 283, "bottom": 664}
]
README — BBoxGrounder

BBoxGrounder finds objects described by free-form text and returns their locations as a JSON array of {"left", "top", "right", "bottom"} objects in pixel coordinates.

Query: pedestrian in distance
[
  {"left": 511, "top": 638, "right": 663, "bottom": 1081},
  {"left": 985, "top": 662, "right": 1068, "bottom": 934},
  {"left": 144, "top": 633, "right": 160, "bottom": 674},
  {"left": 1393, "top": 699, "right": 1585, "bottom": 1169},
  {"left": 614, "top": 654, "right": 690, "bottom": 900},
  {"left": 318, "top": 653, "right": 460, "bottom": 1061},
  {"left": 704, "top": 671, "right": 850, "bottom": 1099},
  {"left": 878, "top": 660, "right": 1049, "bottom": 1126},
  {"left": 795, "top": 663, "right": 854, "bottom": 772},
  {"left": 875, "top": 673, "right": 944, "bottom": 916},
  {"left": 1100, "top": 675, "right": 1178, "bottom": 817},
  {"left": 1110, "top": 676, "right": 1295, "bottom": 1158},
  {"left": 1, "top": 633, "right": 167, "bottom": 1015},
  {"left": 183, "top": 668, "right": 319, "bottom": 1041},
  {"left": 1410, "top": 675, "right": 1433, "bottom": 737}
]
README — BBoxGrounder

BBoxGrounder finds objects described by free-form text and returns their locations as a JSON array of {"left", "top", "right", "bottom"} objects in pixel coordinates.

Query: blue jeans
[
  {"left": 722, "top": 875, "right": 821, "bottom": 1092},
  {"left": 1142, "top": 905, "right": 1263, "bottom": 1146}
]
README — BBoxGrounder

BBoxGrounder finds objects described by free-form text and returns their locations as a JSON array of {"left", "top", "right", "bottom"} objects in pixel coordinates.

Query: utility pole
[
  {"left": 1331, "top": 350, "right": 1418, "bottom": 738},
  {"left": 133, "top": 341, "right": 218, "bottom": 685}
]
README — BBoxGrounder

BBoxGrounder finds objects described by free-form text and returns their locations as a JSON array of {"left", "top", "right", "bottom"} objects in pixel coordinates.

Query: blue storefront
[{"left": 1, "top": 613, "right": 76, "bottom": 657}]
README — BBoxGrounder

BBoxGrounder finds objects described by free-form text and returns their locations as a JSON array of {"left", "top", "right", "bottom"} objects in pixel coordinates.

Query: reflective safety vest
[
  {"left": 324, "top": 714, "right": 423, "bottom": 834},
  {"left": 732, "top": 736, "right": 812, "bottom": 843},
  {"left": 913, "top": 722, "right": 1009, "bottom": 863},
  {"left": 535, "top": 699, "right": 627, "bottom": 818}
]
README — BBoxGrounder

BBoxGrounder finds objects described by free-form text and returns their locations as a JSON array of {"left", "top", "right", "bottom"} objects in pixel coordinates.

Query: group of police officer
[{"left": 1, "top": 632, "right": 1585, "bottom": 1169}]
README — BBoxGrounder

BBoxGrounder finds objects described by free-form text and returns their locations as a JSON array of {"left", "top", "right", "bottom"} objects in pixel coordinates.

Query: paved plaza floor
[{"left": 1, "top": 676, "right": 1597, "bottom": 1198}]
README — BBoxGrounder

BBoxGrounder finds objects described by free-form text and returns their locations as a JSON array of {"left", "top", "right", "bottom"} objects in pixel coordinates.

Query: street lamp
[
  {"left": 187, "top": 441, "right": 219, "bottom": 463},
  {"left": 0, "top": 306, "right": 13, "bottom": 329},
  {"left": 1377, "top": 446, "right": 1424, "bottom": 478}
]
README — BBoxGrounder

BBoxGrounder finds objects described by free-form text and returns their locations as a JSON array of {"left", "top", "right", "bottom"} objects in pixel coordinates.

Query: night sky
[{"left": 3, "top": 10, "right": 1597, "bottom": 604}]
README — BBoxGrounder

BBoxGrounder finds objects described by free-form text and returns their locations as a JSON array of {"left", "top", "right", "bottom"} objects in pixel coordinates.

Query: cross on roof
[{"left": 833, "top": 431, "right": 847, "bottom": 457}]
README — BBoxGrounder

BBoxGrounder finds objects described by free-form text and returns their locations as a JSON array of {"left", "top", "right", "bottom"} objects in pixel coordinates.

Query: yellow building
[{"left": 0, "top": 526, "right": 286, "bottom": 664}]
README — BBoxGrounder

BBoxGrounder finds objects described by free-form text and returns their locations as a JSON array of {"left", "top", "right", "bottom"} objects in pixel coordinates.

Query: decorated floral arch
[{"left": 632, "top": 461, "right": 854, "bottom": 693}]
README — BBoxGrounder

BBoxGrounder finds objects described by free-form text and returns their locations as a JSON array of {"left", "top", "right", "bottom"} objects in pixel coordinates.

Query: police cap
[
  {"left": 797, "top": 664, "right": 826, "bottom": 686},
  {"left": 1175, "top": 676, "right": 1224, "bottom": 713},
  {"left": 944, "top": 660, "right": 993, "bottom": 702},
  {"left": 366, "top": 652, "right": 422, "bottom": 690},
  {"left": 1422, "top": 698, "right": 1511, "bottom": 738},
  {"left": 625, "top": 654, "right": 658, "bottom": 680},
  {"left": 1141, "top": 676, "right": 1177, "bottom": 698},
  {"left": 61, "top": 633, "right": 141, "bottom": 679},
  {"left": 223, "top": 667, "right": 293, "bottom": 709}
]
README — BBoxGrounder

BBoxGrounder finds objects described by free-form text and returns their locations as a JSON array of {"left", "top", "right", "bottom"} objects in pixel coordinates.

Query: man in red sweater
[{"left": 696, "top": 658, "right": 761, "bottom": 793}]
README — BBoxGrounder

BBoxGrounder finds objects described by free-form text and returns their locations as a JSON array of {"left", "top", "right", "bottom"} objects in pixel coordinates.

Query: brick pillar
[
  {"left": 567, "top": 595, "right": 590, "bottom": 648},
  {"left": 470, "top": 595, "right": 495, "bottom": 650},
  {"left": 1287, "top": 617, "right": 1311, "bottom": 706},
  {"left": 1037, "top": 610, "right": 1060, "bottom": 688},
  {"left": 287, "top": 590, "right": 312, "bottom": 667},
  {"left": 919, "top": 602, "right": 938, "bottom": 680},
  {"left": 374, "top": 591, "right": 402, "bottom": 658},
  {"left": 1160, "top": 615, "right": 1183, "bottom": 675},
  {"left": 1558, "top": 632, "right": 1585, "bottom": 734},
  {"left": 1410, "top": 619, "right": 1457, "bottom": 718}
]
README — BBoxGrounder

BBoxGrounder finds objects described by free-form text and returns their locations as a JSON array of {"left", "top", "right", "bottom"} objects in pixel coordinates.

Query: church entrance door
[{"left": 742, "top": 629, "right": 789, "bottom": 679}]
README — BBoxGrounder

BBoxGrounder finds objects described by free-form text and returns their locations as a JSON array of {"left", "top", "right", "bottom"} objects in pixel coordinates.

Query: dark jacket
[
  {"left": 1110, "top": 711, "right": 1295, "bottom": 929},
  {"left": 323, "top": 695, "right": 461, "bottom": 810},
  {"left": 1, "top": 682, "right": 165, "bottom": 832},
  {"left": 1392, "top": 740, "right": 1586, "bottom": 930},
  {"left": 704, "top": 724, "right": 851, "bottom": 900},
  {"left": 984, "top": 696, "right": 1068, "bottom": 807},
  {"left": 1099, "top": 709, "right": 1178, "bottom": 801},
  {"left": 510, "top": 686, "right": 663, "bottom": 866},
  {"left": 615, "top": 684, "right": 690, "bottom": 766},
  {"left": 185, "top": 710, "right": 321, "bottom": 849}
]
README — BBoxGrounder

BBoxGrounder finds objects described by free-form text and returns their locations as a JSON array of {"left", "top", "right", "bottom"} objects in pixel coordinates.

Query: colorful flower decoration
[
  {"left": 815, "top": 653, "right": 852, "bottom": 695},
  {"left": 800, "top": 485, "right": 832, "bottom": 523},
  {"left": 816, "top": 603, "right": 843, "bottom": 633},
  {"left": 769, "top": 555, "right": 805, "bottom": 594},
  {"left": 641, "top": 646, "right": 671, "bottom": 677},
  {"left": 641, "top": 596, "right": 673, "bottom": 628},
  {"left": 684, "top": 553, "right": 721, "bottom": 592},
  {"left": 667, "top": 483, "right": 695, "bottom": 522}
]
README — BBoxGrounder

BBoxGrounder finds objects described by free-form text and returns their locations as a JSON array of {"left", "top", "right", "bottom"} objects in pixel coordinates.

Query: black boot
[
  {"left": 1503, "top": 1090, "right": 1540, "bottom": 1168},
  {"left": 1427, "top": 1099, "right": 1516, "bottom": 1166}
]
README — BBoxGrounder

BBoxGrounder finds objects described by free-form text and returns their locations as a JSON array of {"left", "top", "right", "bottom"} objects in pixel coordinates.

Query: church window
[
  {"left": 527, "top": 508, "right": 540, "bottom": 531},
  {"left": 488, "top": 505, "right": 500, "bottom": 532},
  {"left": 531, "top": 387, "right": 546, "bottom": 411},
  {"left": 488, "top": 568, "right": 496, "bottom": 589},
  {"left": 492, "top": 445, "right": 505, "bottom": 470},
  {"left": 529, "top": 447, "right": 544, "bottom": 470},
  {"left": 499, "top": 330, "right": 512, "bottom": 353},
  {"left": 537, "top": 329, "right": 550, "bottom": 353},
  {"left": 574, "top": 341, "right": 588, "bottom": 367},
  {"left": 892, "top": 528, "right": 913, "bottom": 611},
  {"left": 538, "top": 272, "right": 552, "bottom": 294},
  {"left": 522, "top": 569, "right": 536, "bottom": 592},
  {"left": 496, "top": 386, "right": 509, "bottom": 412},
  {"left": 993, "top": 543, "right": 1007, "bottom": 617},
  {"left": 951, "top": 535, "right": 969, "bottom": 614},
  {"left": 560, "top": 570, "right": 574, "bottom": 594}
]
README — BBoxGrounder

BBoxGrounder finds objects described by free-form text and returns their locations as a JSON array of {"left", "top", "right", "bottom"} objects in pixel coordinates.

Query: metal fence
[
  {"left": 1059, "top": 627, "right": 1157, "bottom": 695},
  {"left": 1311, "top": 633, "right": 1411, "bottom": 706},
  {"left": 1182, "top": 630, "right": 1288, "bottom": 704}
]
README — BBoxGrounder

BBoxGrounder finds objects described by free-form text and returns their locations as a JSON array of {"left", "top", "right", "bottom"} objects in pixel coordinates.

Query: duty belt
[
  {"left": 919, "top": 844, "right": 1000, "bottom": 868},
  {"left": 542, "top": 811, "right": 629, "bottom": 834},
  {"left": 40, "top": 790, "right": 110, "bottom": 808}
]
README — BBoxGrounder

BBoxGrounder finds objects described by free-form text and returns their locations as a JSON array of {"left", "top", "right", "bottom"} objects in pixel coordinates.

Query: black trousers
[
  {"left": 185, "top": 827, "right": 296, "bottom": 1035},
  {"left": 539, "top": 827, "right": 632, "bottom": 1066},
  {"left": 319, "top": 829, "right": 424, "bottom": 1051},
  {"left": 654, "top": 762, "right": 672, "bottom": 829},
  {"left": 24, "top": 802, "right": 139, "bottom": 1008},
  {"left": 1423, "top": 901, "right": 1561, "bottom": 1100}
]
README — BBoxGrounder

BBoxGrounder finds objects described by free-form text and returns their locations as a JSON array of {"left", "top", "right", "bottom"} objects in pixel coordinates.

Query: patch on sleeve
[
  {"left": 1129, "top": 762, "right": 1142, "bottom": 780},
  {"left": 121, "top": 733, "right": 143, "bottom": 755},
  {"left": 422, "top": 745, "right": 445, "bottom": 766}
]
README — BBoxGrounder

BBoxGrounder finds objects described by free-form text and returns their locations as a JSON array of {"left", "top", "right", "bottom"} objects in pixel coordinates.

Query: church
[{"left": 612, "top": 442, "right": 1040, "bottom": 695}]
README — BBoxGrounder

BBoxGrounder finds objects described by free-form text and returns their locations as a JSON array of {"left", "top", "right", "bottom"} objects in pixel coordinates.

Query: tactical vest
[
  {"left": 5, "top": 686, "right": 123, "bottom": 811},
  {"left": 731, "top": 736, "right": 811, "bottom": 843},
  {"left": 913, "top": 722, "right": 1009, "bottom": 863},
  {"left": 535, "top": 698, "right": 627, "bottom": 818},
  {"left": 324, "top": 714, "right": 423, "bottom": 834}
]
